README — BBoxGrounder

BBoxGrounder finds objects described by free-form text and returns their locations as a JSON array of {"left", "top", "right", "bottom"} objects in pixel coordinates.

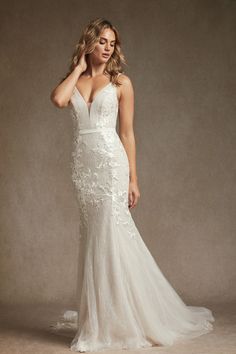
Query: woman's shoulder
[
  {"left": 116, "top": 73, "right": 134, "bottom": 101},
  {"left": 117, "top": 72, "right": 133, "bottom": 86}
]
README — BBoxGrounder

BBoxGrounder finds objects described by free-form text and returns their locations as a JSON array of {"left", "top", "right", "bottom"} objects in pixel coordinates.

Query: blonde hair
[{"left": 60, "top": 17, "right": 127, "bottom": 86}]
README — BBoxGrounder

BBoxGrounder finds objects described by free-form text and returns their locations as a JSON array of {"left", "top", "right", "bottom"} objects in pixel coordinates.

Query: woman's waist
[{"left": 78, "top": 126, "right": 117, "bottom": 135}]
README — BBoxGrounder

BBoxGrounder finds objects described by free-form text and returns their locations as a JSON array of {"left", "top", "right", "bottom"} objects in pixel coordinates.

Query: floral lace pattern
[{"left": 69, "top": 81, "right": 137, "bottom": 241}]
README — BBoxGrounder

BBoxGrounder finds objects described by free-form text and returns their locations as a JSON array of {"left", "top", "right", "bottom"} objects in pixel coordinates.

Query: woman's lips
[{"left": 102, "top": 54, "right": 109, "bottom": 58}]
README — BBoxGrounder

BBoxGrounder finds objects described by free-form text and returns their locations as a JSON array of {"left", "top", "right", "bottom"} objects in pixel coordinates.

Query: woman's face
[{"left": 91, "top": 28, "right": 116, "bottom": 63}]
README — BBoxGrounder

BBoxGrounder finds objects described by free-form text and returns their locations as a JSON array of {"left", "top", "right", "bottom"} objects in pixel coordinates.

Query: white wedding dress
[{"left": 49, "top": 74, "right": 214, "bottom": 352}]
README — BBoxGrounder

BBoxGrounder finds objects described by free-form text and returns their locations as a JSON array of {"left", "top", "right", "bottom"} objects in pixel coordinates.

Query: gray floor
[{"left": 0, "top": 303, "right": 235, "bottom": 354}]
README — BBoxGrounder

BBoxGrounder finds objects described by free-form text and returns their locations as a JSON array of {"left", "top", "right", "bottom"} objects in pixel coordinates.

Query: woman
[{"left": 50, "top": 17, "right": 214, "bottom": 353}]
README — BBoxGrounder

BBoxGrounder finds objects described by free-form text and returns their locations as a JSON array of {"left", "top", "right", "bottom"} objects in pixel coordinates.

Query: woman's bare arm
[
  {"left": 118, "top": 75, "right": 138, "bottom": 183},
  {"left": 50, "top": 65, "right": 84, "bottom": 108},
  {"left": 118, "top": 74, "right": 140, "bottom": 208}
]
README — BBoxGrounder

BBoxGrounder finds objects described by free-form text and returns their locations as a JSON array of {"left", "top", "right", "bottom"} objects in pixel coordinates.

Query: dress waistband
[{"left": 78, "top": 127, "right": 116, "bottom": 135}]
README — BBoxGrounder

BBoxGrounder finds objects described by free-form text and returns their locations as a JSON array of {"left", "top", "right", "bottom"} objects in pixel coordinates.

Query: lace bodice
[{"left": 70, "top": 82, "right": 119, "bottom": 131}]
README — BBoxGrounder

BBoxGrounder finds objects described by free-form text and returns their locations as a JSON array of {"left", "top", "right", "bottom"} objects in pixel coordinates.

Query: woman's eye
[{"left": 99, "top": 41, "right": 115, "bottom": 47}]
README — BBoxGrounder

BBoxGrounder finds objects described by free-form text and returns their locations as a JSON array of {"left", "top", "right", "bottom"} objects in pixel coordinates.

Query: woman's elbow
[
  {"left": 50, "top": 92, "right": 68, "bottom": 108},
  {"left": 119, "top": 129, "right": 135, "bottom": 140}
]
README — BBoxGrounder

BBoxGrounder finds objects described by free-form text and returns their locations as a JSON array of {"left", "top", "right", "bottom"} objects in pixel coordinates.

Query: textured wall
[{"left": 0, "top": 0, "right": 235, "bottom": 306}]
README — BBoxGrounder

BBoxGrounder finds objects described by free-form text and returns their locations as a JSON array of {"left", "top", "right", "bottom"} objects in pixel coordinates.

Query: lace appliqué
[{"left": 70, "top": 130, "right": 137, "bottom": 241}]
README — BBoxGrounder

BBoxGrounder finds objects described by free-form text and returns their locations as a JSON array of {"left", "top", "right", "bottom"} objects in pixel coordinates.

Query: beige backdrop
[{"left": 0, "top": 0, "right": 235, "bottom": 307}]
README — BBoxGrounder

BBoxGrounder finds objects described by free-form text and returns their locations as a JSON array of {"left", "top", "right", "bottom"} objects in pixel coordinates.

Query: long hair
[{"left": 60, "top": 17, "right": 127, "bottom": 86}]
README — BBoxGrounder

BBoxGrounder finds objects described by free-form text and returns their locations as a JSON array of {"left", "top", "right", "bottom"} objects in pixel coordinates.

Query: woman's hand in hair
[{"left": 76, "top": 51, "right": 87, "bottom": 73}]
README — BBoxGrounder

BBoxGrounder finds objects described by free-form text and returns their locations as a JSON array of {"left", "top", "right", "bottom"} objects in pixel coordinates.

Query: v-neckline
[{"left": 74, "top": 81, "right": 112, "bottom": 115}]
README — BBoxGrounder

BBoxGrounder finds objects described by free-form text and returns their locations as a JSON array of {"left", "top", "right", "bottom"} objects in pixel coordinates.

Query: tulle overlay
[{"left": 49, "top": 74, "right": 214, "bottom": 352}]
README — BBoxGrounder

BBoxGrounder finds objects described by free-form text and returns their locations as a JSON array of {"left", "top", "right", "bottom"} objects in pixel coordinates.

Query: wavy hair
[{"left": 60, "top": 17, "right": 127, "bottom": 86}]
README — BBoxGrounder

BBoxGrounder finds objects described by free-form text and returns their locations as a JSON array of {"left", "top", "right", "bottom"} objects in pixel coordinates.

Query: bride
[{"left": 50, "top": 17, "right": 215, "bottom": 352}]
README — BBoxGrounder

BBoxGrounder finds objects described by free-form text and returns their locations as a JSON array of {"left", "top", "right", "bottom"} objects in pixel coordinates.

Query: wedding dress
[{"left": 49, "top": 73, "right": 214, "bottom": 352}]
